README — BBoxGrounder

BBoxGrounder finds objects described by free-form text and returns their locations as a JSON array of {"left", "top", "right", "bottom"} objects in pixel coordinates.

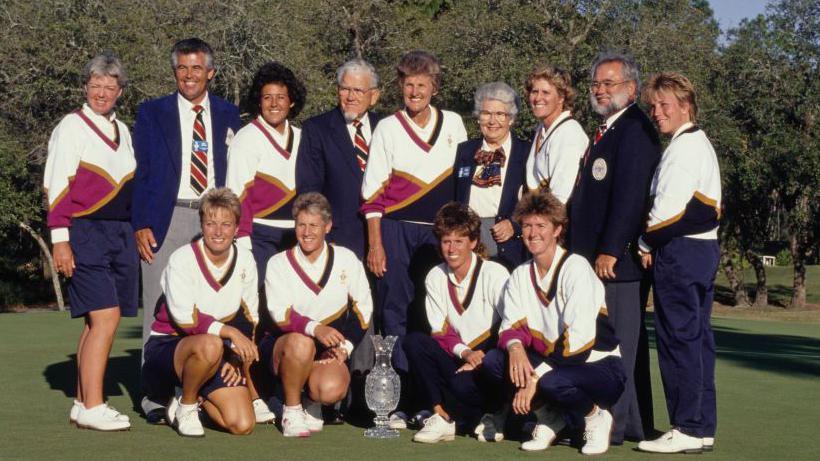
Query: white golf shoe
[
  {"left": 581, "top": 407, "right": 613, "bottom": 455},
  {"left": 412, "top": 414, "right": 456, "bottom": 444},
  {"left": 252, "top": 398, "right": 276, "bottom": 424},
  {"left": 637, "top": 428, "right": 704, "bottom": 454},
  {"left": 75, "top": 403, "right": 131, "bottom": 431}
]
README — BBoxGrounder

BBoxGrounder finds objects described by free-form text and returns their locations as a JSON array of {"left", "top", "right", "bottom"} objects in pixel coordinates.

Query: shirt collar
[
  {"left": 672, "top": 121, "right": 695, "bottom": 140},
  {"left": 541, "top": 110, "right": 571, "bottom": 137},
  {"left": 604, "top": 102, "right": 633, "bottom": 128},
  {"left": 177, "top": 91, "right": 211, "bottom": 114},
  {"left": 447, "top": 252, "right": 478, "bottom": 288},
  {"left": 81, "top": 103, "right": 116, "bottom": 123},
  {"left": 295, "top": 241, "right": 328, "bottom": 270},
  {"left": 257, "top": 116, "right": 290, "bottom": 140},
  {"left": 481, "top": 132, "right": 512, "bottom": 155}
]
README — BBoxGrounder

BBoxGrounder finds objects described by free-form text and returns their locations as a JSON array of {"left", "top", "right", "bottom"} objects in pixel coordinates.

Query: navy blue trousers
[
  {"left": 482, "top": 348, "right": 626, "bottom": 427},
  {"left": 376, "top": 219, "right": 440, "bottom": 372},
  {"left": 653, "top": 237, "right": 719, "bottom": 438},
  {"left": 403, "top": 332, "right": 493, "bottom": 424}
]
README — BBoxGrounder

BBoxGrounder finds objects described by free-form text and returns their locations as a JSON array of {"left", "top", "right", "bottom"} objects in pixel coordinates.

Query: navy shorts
[
  {"left": 141, "top": 335, "right": 245, "bottom": 402},
  {"left": 67, "top": 219, "right": 138, "bottom": 318}
]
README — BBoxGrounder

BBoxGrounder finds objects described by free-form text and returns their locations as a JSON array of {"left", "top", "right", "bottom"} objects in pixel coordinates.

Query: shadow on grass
[
  {"left": 647, "top": 313, "right": 820, "bottom": 377},
  {"left": 43, "top": 348, "right": 143, "bottom": 411}
]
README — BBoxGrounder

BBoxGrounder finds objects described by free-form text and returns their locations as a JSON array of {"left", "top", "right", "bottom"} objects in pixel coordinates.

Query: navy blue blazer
[
  {"left": 567, "top": 104, "right": 660, "bottom": 282},
  {"left": 295, "top": 108, "right": 381, "bottom": 260},
  {"left": 454, "top": 136, "right": 529, "bottom": 269},
  {"left": 131, "top": 93, "right": 242, "bottom": 250}
]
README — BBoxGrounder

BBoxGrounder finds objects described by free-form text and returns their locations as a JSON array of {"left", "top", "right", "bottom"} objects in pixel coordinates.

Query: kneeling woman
[
  {"left": 142, "top": 188, "right": 260, "bottom": 437},
  {"left": 404, "top": 202, "right": 509, "bottom": 444},
  {"left": 262, "top": 192, "right": 373, "bottom": 437},
  {"left": 481, "top": 192, "right": 625, "bottom": 455}
]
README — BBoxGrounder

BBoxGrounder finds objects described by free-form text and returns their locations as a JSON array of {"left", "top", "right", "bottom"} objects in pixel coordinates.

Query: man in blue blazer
[
  {"left": 296, "top": 59, "right": 381, "bottom": 261},
  {"left": 454, "top": 135, "right": 528, "bottom": 270},
  {"left": 567, "top": 52, "right": 660, "bottom": 445},
  {"left": 132, "top": 38, "right": 241, "bottom": 421}
]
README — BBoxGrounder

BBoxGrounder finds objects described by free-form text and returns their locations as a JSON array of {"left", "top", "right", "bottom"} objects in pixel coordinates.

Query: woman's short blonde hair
[
  {"left": 525, "top": 65, "right": 576, "bottom": 111},
  {"left": 199, "top": 187, "right": 241, "bottom": 223},
  {"left": 642, "top": 72, "right": 698, "bottom": 122}
]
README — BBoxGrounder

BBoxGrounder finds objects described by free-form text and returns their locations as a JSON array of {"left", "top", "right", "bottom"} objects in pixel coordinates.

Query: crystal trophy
[{"left": 364, "top": 335, "right": 401, "bottom": 438}]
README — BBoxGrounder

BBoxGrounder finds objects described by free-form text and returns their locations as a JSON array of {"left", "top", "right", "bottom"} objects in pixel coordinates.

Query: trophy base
[{"left": 364, "top": 426, "right": 400, "bottom": 439}]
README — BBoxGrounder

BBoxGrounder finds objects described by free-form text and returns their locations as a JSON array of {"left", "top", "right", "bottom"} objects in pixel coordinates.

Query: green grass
[
  {"left": 714, "top": 264, "right": 819, "bottom": 307},
  {"left": 2, "top": 312, "right": 819, "bottom": 460}
]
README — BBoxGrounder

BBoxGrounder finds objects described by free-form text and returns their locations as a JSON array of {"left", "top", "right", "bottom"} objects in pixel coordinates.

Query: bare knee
[
  {"left": 195, "top": 335, "right": 224, "bottom": 365},
  {"left": 281, "top": 334, "right": 315, "bottom": 364},
  {"left": 311, "top": 376, "right": 349, "bottom": 405},
  {"left": 226, "top": 416, "right": 255, "bottom": 435}
]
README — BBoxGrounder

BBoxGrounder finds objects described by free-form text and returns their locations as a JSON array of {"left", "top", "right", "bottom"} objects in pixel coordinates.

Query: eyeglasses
[
  {"left": 338, "top": 85, "right": 374, "bottom": 97},
  {"left": 589, "top": 80, "right": 630, "bottom": 91},
  {"left": 478, "top": 110, "right": 510, "bottom": 121}
]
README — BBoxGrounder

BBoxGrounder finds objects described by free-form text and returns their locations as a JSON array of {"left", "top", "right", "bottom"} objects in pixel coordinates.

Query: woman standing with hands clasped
[{"left": 44, "top": 53, "right": 137, "bottom": 431}]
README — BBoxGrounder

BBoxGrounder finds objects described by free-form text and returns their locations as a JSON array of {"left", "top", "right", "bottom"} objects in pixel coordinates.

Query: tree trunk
[
  {"left": 789, "top": 234, "right": 806, "bottom": 309},
  {"left": 19, "top": 221, "right": 64, "bottom": 311},
  {"left": 721, "top": 249, "right": 749, "bottom": 306},
  {"left": 744, "top": 249, "right": 768, "bottom": 307}
]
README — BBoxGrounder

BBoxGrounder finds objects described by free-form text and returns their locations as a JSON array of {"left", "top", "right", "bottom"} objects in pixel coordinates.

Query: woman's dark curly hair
[{"left": 244, "top": 61, "right": 307, "bottom": 119}]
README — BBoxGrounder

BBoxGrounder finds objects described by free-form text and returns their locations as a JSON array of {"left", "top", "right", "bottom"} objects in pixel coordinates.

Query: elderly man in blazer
[
  {"left": 132, "top": 37, "right": 241, "bottom": 421},
  {"left": 296, "top": 59, "right": 381, "bottom": 261},
  {"left": 567, "top": 51, "right": 661, "bottom": 445}
]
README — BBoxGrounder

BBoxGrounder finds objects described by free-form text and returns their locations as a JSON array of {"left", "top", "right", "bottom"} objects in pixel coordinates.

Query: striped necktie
[
  {"left": 352, "top": 119, "right": 369, "bottom": 171},
  {"left": 190, "top": 105, "right": 207, "bottom": 195},
  {"left": 594, "top": 123, "right": 607, "bottom": 145}
]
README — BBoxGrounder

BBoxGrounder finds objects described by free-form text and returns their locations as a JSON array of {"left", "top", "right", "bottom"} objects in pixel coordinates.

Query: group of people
[{"left": 45, "top": 36, "right": 722, "bottom": 455}]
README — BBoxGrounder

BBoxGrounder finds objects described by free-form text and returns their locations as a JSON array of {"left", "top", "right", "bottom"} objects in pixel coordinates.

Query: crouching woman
[
  {"left": 142, "top": 187, "right": 259, "bottom": 437},
  {"left": 481, "top": 191, "right": 625, "bottom": 455}
]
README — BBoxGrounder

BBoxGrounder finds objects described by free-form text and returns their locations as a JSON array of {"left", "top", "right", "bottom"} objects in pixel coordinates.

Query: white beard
[{"left": 590, "top": 90, "right": 631, "bottom": 117}]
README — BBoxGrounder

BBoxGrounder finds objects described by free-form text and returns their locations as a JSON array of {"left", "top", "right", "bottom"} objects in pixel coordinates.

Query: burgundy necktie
[
  {"left": 352, "top": 119, "right": 369, "bottom": 171},
  {"left": 190, "top": 105, "right": 207, "bottom": 195}
]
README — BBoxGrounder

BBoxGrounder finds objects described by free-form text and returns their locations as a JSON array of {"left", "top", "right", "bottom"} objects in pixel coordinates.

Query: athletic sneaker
[
  {"left": 69, "top": 400, "right": 81, "bottom": 425},
  {"left": 521, "top": 406, "right": 565, "bottom": 451},
  {"left": 474, "top": 407, "right": 509, "bottom": 442},
  {"left": 281, "top": 408, "right": 311, "bottom": 437},
  {"left": 75, "top": 403, "right": 131, "bottom": 431},
  {"left": 174, "top": 400, "right": 204, "bottom": 437},
  {"left": 637, "top": 429, "right": 704, "bottom": 454},
  {"left": 302, "top": 398, "right": 324, "bottom": 432},
  {"left": 253, "top": 398, "right": 276, "bottom": 424},
  {"left": 581, "top": 407, "right": 613, "bottom": 455},
  {"left": 702, "top": 436, "right": 715, "bottom": 452},
  {"left": 388, "top": 411, "right": 409, "bottom": 430},
  {"left": 412, "top": 414, "right": 456, "bottom": 444}
]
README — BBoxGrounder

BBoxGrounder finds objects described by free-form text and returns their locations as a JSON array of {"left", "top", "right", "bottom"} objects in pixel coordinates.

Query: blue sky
[{"left": 709, "top": 0, "right": 771, "bottom": 32}]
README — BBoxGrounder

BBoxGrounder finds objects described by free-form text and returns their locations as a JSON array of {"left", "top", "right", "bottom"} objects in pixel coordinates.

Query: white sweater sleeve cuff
[
  {"left": 505, "top": 339, "right": 523, "bottom": 350},
  {"left": 365, "top": 212, "right": 383, "bottom": 219},
  {"left": 51, "top": 227, "right": 70, "bottom": 243},
  {"left": 341, "top": 340, "right": 354, "bottom": 358},
  {"left": 534, "top": 362, "right": 553, "bottom": 378},
  {"left": 207, "top": 321, "right": 225, "bottom": 337},
  {"left": 637, "top": 236, "right": 652, "bottom": 253},
  {"left": 453, "top": 343, "right": 470, "bottom": 359},
  {"left": 305, "top": 321, "right": 320, "bottom": 337}
]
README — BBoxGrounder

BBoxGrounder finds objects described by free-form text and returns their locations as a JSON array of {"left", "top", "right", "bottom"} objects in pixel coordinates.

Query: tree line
[{"left": 0, "top": 0, "right": 816, "bottom": 308}]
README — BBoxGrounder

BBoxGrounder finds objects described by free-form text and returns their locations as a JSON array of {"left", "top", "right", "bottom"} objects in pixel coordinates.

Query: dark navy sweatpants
[
  {"left": 653, "top": 237, "right": 719, "bottom": 438},
  {"left": 375, "top": 219, "right": 440, "bottom": 372},
  {"left": 482, "top": 348, "right": 626, "bottom": 427},
  {"left": 403, "top": 332, "right": 493, "bottom": 424}
]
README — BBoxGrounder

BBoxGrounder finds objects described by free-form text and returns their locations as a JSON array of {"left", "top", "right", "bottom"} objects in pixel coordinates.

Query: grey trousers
[
  {"left": 605, "top": 280, "right": 648, "bottom": 443},
  {"left": 140, "top": 207, "right": 201, "bottom": 352}
]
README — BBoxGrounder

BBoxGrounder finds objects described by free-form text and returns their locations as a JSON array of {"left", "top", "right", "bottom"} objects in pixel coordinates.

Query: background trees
[{"left": 0, "top": 0, "right": 815, "bottom": 308}]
